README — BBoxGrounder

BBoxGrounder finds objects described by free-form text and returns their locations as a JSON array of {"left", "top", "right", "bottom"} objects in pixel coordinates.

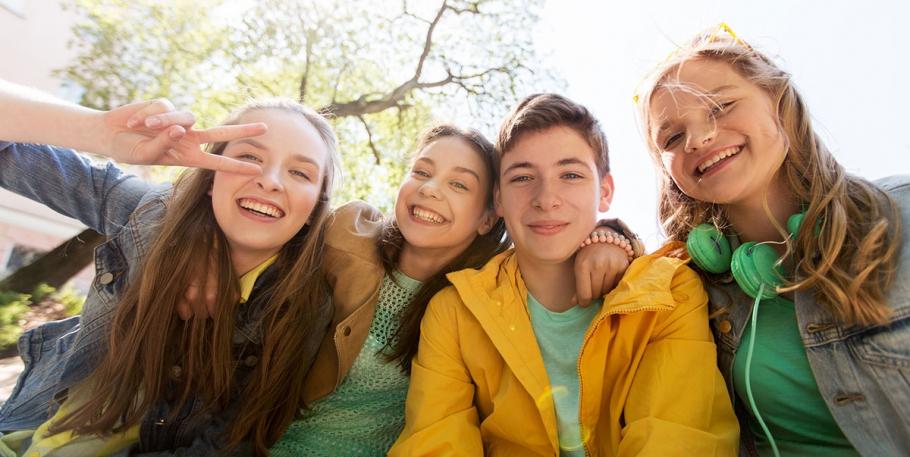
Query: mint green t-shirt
[
  {"left": 527, "top": 292, "right": 602, "bottom": 457},
  {"left": 271, "top": 271, "right": 420, "bottom": 457},
  {"left": 733, "top": 297, "right": 859, "bottom": 457}
]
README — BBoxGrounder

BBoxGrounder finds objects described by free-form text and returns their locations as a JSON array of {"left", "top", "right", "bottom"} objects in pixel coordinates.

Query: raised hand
[{"left": 101, "top": 99, "right": 268, "bottom": 175}]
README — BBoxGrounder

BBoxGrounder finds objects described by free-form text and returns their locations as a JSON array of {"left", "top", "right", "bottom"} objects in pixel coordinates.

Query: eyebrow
[
  {"left": 234, "top": 139, "right": 267, "bottom": 149},
  {"left": 502, "top": 161, "right": 534, "bottom": 175},
  {"left": 232, "top": 139, "right": 321, "bottom": 168},
  {"left": 653, "top": 85, "right": 738, "bottom": 138},
  {"left": 290, "top": 153, "right": 321, "bottom": 168},
  {"left": 502, "top": 157, "right": 592, "bottom": 174},
  {"left": 707, "top": 84, "right": 737, "bottom": 96},
  {"left": 556, "top": 157, "right": 591, "bottom": 169},
  {"left": 415, "top": 157, "right": 481, "bottom": 181}
]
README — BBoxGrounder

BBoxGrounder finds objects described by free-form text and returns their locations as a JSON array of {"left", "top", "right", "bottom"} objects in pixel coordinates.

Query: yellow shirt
[{"left": 0, "top": 255, "right": 277, "bottom": 457}]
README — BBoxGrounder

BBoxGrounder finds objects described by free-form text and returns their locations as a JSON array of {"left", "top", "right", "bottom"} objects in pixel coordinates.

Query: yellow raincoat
[{"left": 390, "top": 243, "right": 738, "bottom": 456}]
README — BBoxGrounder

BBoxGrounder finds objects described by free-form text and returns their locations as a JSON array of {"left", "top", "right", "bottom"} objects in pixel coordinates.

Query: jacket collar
[{"left": 446, "top": 247, "right": 685, "bottom": 451}]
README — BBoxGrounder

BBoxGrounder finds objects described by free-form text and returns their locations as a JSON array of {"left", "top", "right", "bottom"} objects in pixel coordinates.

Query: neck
[
  {"left": 398, "top": 243, "right": 463, "bottom": 282},
  {"left": 231, "top": 250, "right": 278, "bottom": 277},
  {"left": 516, "top": 253, "right": 576, "bottom": 313},
  {"left": 724, "top": 173, "right": 800, "bottom": 252}
]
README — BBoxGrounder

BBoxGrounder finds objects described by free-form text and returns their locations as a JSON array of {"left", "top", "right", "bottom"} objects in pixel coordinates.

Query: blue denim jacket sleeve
[{"left": 0, "top": 141, "right": 152, "bottom": 235}]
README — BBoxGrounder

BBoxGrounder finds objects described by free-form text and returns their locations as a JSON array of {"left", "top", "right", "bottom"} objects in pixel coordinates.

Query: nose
[
  {"left": 255, "top": 165, "right": 284, "bottom": 192},
  {"left": 684, "top": 118, "right": 716, "bottom": 153},
  {"left": 531, "top": 180, "right": 561, "bottom": 210},
  {"left": 418, "top": 179, "right": 442, "bottom": 200}
]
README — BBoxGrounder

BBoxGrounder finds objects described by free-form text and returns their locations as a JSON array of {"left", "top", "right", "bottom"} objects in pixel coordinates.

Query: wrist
[
  {"left": 581, "top": 229, "right": 635, "bottom": 261},
  {"left": 79, "top": 109, "right": 114, "bottom": 156},
  {"left": 594, "top": 217, "right": 645, "bottom": 258}
]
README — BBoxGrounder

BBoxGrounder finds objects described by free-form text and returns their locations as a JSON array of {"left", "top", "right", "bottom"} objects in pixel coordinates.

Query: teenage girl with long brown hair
[
  {"left": 636, "top": 25, "right": 909, "bottom": 456},
  {"left": 0, "top": 83, "right": 340, "bottom": 456}
]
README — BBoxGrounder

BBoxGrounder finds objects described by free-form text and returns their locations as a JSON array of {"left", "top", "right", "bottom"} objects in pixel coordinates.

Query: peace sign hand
[{"left": 100, "top": 99, "right": 267, "bottom": 175}]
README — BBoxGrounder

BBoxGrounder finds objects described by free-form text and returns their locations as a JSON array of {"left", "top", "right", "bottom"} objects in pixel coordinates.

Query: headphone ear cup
[
  {"left": 686, "top": 224, "right": 733, "bottom": 274},
  {"left": 731, "top": 242, "right": 784, "bottom": 299},
  {"left": 786, "top": 212, "right": 805, "bottom": 238},
  {"left": 787, "top": 210, "right": 820, "bottom": 238}
]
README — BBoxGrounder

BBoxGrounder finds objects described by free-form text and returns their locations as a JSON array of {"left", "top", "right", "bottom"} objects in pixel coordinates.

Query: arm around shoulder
[
  {"left": 389, "top": 287, "right": 483, "bottom": 456},
  {"left": 618, "top": 263, "right": 739, "bottom": 456}
]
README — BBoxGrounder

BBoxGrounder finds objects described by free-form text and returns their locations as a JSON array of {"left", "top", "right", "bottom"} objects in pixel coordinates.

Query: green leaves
[{"left": 59, "top": 0, "right": 561, "bottom": 213}]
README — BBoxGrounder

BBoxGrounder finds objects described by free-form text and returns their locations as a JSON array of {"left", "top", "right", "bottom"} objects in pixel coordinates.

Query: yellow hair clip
[
  {"left": 708, "top": 22, "right": 751, "bottom": 49},
  {"left": 632, "top": 22, "right": 750, "bottom": 104}
]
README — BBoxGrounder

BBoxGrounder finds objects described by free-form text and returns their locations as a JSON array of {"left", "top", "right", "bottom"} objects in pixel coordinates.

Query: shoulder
[
  {"left": 873, "top": 176, "right": 910, "bottom": 314},
  {"left": 631, "top": 243, "right": 708, "bottom": 313},
  {"left": 874, "top": 174, "right": 910, "bottom": 194},
  {"left": 422, "top": 285, "right": 470, "bottom": 332},
  {"left": 325, "top": 200, "right": 386, "bottom": 249},
  {"left": 875, "top": 175, "right": 910, "bottom": 225},
  {"left": 638, "top": 241, "right": 704, "bottom": 292}
]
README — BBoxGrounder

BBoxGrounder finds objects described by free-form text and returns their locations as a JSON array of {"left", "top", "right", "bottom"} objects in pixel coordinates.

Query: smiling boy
[{"left": 390, "top": 93, "right": 738, "bottom": 456}]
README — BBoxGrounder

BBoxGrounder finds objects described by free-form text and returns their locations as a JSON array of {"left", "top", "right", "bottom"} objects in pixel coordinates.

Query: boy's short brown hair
[{"left": 496, "top": 93, "right": 609, "bottom": 176}]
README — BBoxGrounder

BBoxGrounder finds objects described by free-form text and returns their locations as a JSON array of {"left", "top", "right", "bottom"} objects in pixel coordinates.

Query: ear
[
  {"left": 598, "top": 172, "right": 614, "bottom": 213},
  {"left": 494, "top": 185, "right": 504, "bottom": 217},
  {"left": 477, "top": 209, "right": 498, "bottom": 236}
]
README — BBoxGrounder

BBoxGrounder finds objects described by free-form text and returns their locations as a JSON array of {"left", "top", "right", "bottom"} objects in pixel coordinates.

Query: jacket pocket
[
  {"left": 853, "top": 314, "right": 910, "bottom": 369},
  {"left": 0, "top": 317, "right": 80, "bottom": 429}
]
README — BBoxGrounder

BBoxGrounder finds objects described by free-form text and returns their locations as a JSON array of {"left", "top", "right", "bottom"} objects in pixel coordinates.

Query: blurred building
[{"left": 0, "top": 0, "right": 93, "bottom": 291}]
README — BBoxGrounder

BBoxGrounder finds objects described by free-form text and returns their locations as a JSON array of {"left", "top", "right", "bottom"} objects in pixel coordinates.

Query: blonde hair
[{"left": 636, "top": 27, "right": 901, "bottom": 326}]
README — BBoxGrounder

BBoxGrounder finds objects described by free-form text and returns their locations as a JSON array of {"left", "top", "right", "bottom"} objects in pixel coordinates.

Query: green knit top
[{"left": 270, "top": 271, "right": 420, "bottom": 457}]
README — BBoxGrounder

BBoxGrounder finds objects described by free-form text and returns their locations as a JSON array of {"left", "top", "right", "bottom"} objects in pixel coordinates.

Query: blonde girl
[{"left": 636, "top": 25, "right": 908, "bottom": 456}]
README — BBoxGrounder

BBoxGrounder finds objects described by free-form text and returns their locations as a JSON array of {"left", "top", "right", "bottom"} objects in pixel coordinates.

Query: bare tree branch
[
  {"left": 413, "top": 0, "right": 448, "bottom": 79},
  {"left": 321, "top": 0, "right": 451, "bottom": 117},
  {"left": 358, "top": 115, "right": 381, "bottom": 164}
]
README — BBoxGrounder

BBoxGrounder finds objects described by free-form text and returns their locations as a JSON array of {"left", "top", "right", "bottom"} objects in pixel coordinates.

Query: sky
[{"left": 535, "top": 0, "right": 910, "bottom": 249}]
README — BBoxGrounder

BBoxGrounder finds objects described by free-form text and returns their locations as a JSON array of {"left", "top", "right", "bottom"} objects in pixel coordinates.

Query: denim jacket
[
  {"left": 0, "top": 142, "right": 329, "bottom": 455},
  {"left": 707, "top": 175, "right": 910, "bottom": 457}
]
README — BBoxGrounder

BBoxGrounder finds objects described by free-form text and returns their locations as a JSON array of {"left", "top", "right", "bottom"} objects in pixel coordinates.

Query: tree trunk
[{"left": 0, "top": 229, "right": 103, "bottom": 294}]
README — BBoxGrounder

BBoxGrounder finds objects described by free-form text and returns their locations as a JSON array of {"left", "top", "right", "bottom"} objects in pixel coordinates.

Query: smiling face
[
  {"left": 496, "top": 125, "right": 613, "bottom": 267},
  {"left": 394, "top": 136, "right": 495, "bottom": 259},
  {"left": 648, "top": 58, "right": 788, "bottom": 208},
  {"left": 211, "top": 108, "right": 328, "bottom": 273}
]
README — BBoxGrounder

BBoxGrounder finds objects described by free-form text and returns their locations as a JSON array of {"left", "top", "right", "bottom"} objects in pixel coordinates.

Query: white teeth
[
  {"left": 412, "top": 207, "right": 445, "bottom": 224},
  {"left": 239, "top": 198, "right": 283, "bottom": 218},
  {"left": 697, "top": 146, "right": 742, "bottom": 174}
]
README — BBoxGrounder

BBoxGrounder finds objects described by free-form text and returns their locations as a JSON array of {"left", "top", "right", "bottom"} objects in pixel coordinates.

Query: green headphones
[{"left": 686, "top": 212, "right": 807, "bottom": 299}]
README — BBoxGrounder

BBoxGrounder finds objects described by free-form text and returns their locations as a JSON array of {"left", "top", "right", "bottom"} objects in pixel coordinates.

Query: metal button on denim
[{"left": 98, "top": 272, "right": 114, "bottom": 284}]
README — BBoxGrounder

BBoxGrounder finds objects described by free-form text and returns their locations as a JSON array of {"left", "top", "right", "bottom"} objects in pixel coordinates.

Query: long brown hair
[
  {"left": 636, "top": 27, "right": 902, "bottom": 326},
  {"left": 383, "top": 125, "right": 509, "bottom": 372},
  {"left": 51, "top": 99, "right": 340, "bottom": 456}
]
